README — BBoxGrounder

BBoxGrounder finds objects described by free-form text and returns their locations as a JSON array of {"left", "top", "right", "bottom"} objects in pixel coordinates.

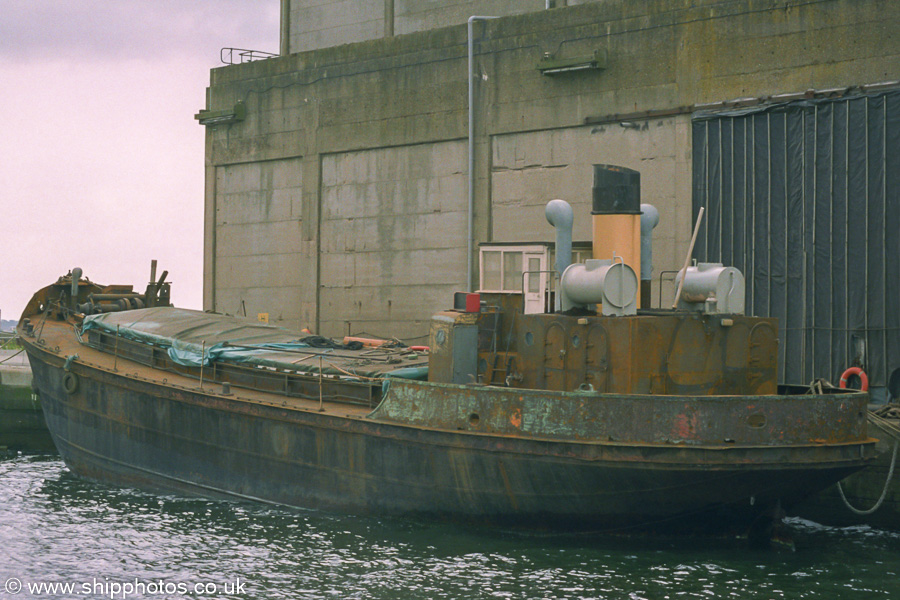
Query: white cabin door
[{"left": 523, "top": 252, "right": 547, "bottom": 314}]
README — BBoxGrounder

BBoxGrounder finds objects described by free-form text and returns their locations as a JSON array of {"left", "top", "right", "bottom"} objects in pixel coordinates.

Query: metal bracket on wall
[
  {"left": 538, "top": 49, "right": 607, "bottom": 76},
  {"left": 194, "top": 101, "right": 247, "bottom": 127}
]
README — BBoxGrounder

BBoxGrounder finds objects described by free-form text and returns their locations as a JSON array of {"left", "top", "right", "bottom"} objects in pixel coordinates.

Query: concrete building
[{"left": 198, "top": 0, "right": 900, "bottom": 394}]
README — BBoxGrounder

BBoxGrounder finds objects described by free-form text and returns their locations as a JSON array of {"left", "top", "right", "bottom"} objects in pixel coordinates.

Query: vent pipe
[
  {"left": 639, "top": 203, "right": 659, "bottom": 307},
  {"left": 69, "top": 267, "right": 83, "bottom": 311},
  {"left": 545, "top": 199, "right": 573, "bottom": 311}
]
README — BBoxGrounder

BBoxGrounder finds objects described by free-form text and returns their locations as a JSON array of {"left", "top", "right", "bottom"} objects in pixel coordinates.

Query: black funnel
[{"left": 591, "top": 164, "right": 641, "bottom": 215}]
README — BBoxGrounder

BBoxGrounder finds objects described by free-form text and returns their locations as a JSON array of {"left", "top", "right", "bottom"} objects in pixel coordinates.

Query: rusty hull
[
  {"left": 516, "top": 311, "right": 779, "bottom": 395},
  {"left": 25, "top": 329, "right": 872, "bottom": 536},
  {"left": 20, "top": 312, "right": 874, "bottom": 537},
  {"left": 18, "top": 277, "right": 876, "bottom": 538},
  {"left": 372, "top": 379, "right": 869, "bottom": 447},
  {"left": 433, "top": 302, "right": 779, "bottom": 396}
]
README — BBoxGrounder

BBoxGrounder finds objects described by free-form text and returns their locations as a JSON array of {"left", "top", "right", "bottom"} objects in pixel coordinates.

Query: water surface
[{"left": 1, "top": 455, "right": 898, "bottom": 599}]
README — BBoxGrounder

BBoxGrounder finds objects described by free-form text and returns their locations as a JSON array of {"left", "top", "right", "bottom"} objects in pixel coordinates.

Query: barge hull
[{"left": 30, "top": 348, "right": 869, "bottom": 536}]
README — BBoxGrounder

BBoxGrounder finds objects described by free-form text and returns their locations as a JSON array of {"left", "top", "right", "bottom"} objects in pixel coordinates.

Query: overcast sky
[{"left": 0, "top": 1, "right": 279, "bottom": 321}]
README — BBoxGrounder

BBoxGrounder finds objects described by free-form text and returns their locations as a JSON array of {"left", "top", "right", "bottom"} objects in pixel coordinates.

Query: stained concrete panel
[
  {"left": 320, "top": 212, "right": 468, "bottom": 254},
  {"left": 290, "top": 0, "right": 385, "bottom": 53},
  {"left": 216, "top": 160, "right": 303, "bottom": 226},
  {"left": 319, "top": 141, "right": 467, "bottom": 338},
  {"left": 318, "top": 282, "right": 460, "bottom": 340},
  {"left": 214, "top": 286, "right": 310, "bottom": 325},
  {"left": 395, "top": 0, "right": 545, "bottom": 35},
  {"left": 213, "top": 158, "right": 307, "bottom": 328},
  {"left": 290, "top": 0, "right": 555, "bottom": 52},
  {"left": 216, "top": 220, "right": 305, "bottom": 257},
  {"left": 490, "top": 117, "right": 692, "bottom": 306},
  {"left": 215, "top": 252, "right": 307, "bottom": 291}
]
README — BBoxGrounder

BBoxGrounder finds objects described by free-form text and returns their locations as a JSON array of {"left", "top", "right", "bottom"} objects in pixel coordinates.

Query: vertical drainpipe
[
  {"left": 467, "top": 16, "right": 498, "bottom": 292},
  {"left": 203, "top": 87, "right": 217, "bottom": 313},
  {"left": 384, "top": 0, "right": 395, "bottom": 37},
  {"left": 280, "top": 0, "right": 291, "bottom": 55},
  {"left": 205, "top": 178, "right": 217, "bottom": 312}
]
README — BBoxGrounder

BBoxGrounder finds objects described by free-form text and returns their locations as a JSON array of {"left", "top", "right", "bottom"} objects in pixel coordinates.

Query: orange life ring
[{"left": 839, "top": 367, "right": 869, "bottom": 391}]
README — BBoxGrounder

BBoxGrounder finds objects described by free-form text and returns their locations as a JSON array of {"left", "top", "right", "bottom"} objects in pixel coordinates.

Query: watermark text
[{"left": 4, "top": 576, "right": 247, "bottom": 598}]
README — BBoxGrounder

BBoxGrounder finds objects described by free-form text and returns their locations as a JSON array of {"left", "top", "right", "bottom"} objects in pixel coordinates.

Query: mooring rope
[
  {"left": 870, "top": 409, "right": 900, "bottom": 439},
  {"left": 805, "top": 380, "right": 900, "bottom": 517},
  {"left": 837, "top": 414, "right": 899, "bottom": 516},
  {"left": 0, "top": 348, "right": 24, "bottom": 364}
]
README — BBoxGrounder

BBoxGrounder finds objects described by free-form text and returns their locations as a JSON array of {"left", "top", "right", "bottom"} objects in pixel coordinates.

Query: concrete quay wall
[{"left": 202, "top": 0, "right": 900, "bottom": 338}]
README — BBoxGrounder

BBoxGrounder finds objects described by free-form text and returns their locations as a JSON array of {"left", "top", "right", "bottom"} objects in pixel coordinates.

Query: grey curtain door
[{"left": 692, "top": 90, "right": 900, "bottom": 397}]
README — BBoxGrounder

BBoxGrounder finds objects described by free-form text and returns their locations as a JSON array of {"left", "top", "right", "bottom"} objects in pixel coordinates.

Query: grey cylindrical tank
[
  {"left": 674, "top": 262, "right": 745, "bottom": 314},
  {"left": 560, "top": 259, "right": 638, "bottom": 316}
]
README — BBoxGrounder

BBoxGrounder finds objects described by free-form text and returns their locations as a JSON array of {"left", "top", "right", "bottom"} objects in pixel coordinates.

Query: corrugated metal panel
[{"left": 692, "top": 90, "right": 900, "bottom": 397}]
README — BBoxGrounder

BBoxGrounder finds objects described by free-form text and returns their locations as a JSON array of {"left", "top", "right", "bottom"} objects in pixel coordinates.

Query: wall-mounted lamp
[
  {"left": 194, "top": 101, "right": 247, "bottom": 126},
  {"left": 537, "top": 49, "right": 607, "bottom": 76}
]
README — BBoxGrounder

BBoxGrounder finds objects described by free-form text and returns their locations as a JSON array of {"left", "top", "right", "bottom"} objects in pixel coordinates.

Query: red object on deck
[
  {"left": 466, "top": 293, "right": 481, "bottom": 313},
  {"left": 343, "top": 336, "right": 387, "bottom": 348}
]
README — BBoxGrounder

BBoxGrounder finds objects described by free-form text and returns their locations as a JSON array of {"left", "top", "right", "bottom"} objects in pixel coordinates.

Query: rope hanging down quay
[
  {"left": 837, "top": 409, "right": 900, "bottom": 516},
  {"left": 838, "top": 441, "right": 898, "bottom": 516}
]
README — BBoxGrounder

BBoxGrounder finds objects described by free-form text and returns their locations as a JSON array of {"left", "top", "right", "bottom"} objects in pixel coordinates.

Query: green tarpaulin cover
[{"left": 81, "top": 308, "right": 427, "bottom": 380}]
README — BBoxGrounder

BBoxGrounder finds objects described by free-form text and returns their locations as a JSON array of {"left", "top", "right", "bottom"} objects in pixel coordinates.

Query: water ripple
[{"left": 1, "top": 456, "right": 899, "bottom": 599}]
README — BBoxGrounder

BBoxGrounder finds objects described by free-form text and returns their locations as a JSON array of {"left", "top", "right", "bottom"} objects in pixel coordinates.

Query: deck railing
[{"left": 220, "top": 48, "right": 279, "bottom": 65}]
